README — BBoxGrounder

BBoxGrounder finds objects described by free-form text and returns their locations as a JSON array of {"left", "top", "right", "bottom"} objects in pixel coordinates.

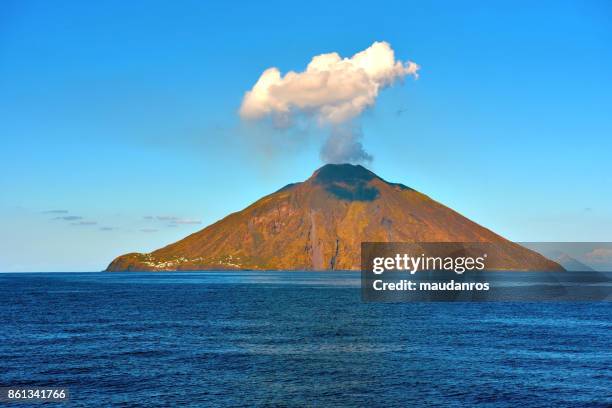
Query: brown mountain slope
[{"left": 106, "top": 164, "right": 562, "bottom": 271}]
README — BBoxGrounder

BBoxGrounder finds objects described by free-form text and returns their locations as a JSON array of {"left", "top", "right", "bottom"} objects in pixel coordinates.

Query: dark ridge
[
  {"left": 310, "top": 164, "right": 379, "bottom": 201},
  {"left": 312, "top": 163, "right": 414, "bottom": 191},
  {"left": 312, "top": 163, "right": 377, "bottom": 184}
]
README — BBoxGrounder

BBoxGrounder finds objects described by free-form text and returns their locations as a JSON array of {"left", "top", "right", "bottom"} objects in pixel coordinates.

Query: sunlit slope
[{"left": 107, "top": 164, "right": 561, "bottom": 271}]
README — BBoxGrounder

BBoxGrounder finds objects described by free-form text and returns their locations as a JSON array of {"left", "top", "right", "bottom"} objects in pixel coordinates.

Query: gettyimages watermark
[{"left": 361, "top": 242, "right": 612, "bottom": 302}]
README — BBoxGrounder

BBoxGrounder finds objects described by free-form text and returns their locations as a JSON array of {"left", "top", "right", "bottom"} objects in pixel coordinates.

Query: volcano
[{"left": 106, "top": 164, "right": 561, "bottom": 271}]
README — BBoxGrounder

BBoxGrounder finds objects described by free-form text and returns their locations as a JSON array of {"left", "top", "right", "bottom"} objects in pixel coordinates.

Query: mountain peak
[
  {"left": 107, "top": 163, "right": 563, "bottom": 272},
  {"left": 309, "top": 163, "right": 413, "bottom": 200},
  {"left": 310, "top": 163, "right": 380, "bottom": 202},
  {"left": 311, "top": 163, "right": 377, "bottom": 184}
]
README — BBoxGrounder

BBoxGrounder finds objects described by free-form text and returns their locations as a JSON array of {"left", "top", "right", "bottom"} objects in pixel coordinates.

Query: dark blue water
[{"left": 1, "top": 272, "right": 610, "bottom": 407}]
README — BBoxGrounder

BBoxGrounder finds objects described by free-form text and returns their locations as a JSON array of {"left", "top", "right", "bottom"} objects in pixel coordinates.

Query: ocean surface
[{"left": 1, "top": 272, "right": 611, "bottom": 407}]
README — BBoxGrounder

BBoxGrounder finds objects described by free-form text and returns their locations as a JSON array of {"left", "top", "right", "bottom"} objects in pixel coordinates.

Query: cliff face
[{"left": 107, "top": 164, "right": 561, "bottom": 271}]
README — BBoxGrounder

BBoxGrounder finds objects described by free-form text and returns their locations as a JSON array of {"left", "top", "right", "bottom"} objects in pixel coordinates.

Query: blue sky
[{"left": 1, "top": 0, "right": 611, "bottom": 271}]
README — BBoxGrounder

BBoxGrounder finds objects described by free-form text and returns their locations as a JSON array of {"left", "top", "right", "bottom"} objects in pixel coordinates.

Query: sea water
[{"left": 1, "top": 272, "right": 610, "bottom": 407}]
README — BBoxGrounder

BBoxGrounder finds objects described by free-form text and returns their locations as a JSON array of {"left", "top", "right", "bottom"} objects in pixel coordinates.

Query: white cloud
[{"left": 240, "top": 41, "right": 419, "bottom": 125}]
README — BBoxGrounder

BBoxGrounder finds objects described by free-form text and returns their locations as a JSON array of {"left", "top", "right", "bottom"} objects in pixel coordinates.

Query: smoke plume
[
  {"left": 239, "top": 41, "right": 419, "bottom": 163},
  {"left": 321, "top": 125, "right": 372, "bottom": 164}
]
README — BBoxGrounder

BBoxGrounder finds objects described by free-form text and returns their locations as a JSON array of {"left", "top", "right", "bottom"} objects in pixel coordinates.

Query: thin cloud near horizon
[
  {"left": 54, "top": 215, "right": 83, "bottom": 221},
  {"left": 71, "top": 221, "right": 97, "bottom": 226},
  {"left": 143, "top": 215, "right": 202, "bottom": 225}
]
